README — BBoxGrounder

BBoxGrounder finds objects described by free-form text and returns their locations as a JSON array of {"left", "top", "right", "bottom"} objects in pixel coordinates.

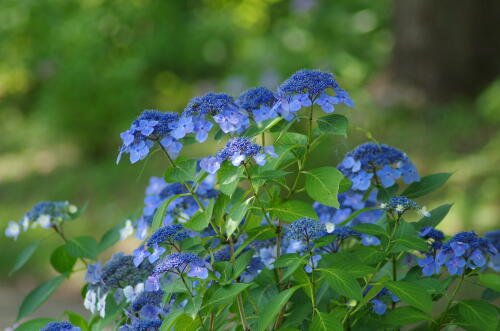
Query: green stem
[
  {"left": 242, "top": 163, "right": 275, "bottom": 229},
  {"left": 180, "top": 274, "right": 208, "bottom": 331},
  {"left": 229, "top": 235, "right": 251, "bottom": 331},
  {"left": 432, "top": 274, "right": 466, "bottom": 330}
]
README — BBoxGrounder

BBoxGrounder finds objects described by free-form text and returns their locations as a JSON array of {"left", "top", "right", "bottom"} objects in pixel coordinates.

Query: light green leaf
[
  {"left": 321, "top": 268, "right": 362, "bottom": 300},
  {"left": 185, "top": 199, "right": 215, "bottom": 232},
  {"left": 225, "top": 197, "right": 252, "bottom": 237},
  {"left": 478, "top": 273, "right": 500, "bottom": 293},
  {"left": 256, "top": 286, "right": 300, "bottom": 331},
  {"left": 304, "top": 167, "right": 344, "bottom": 207},
  {"left": 65, "top": 236, "right": 98, "bottom": 260},
  {"left": 151, "top": 193, "right": 189, "bottom": 232},
  {"left": 392, "top": 236, "right": 428, "bottom": 252},
  {"left": 316, "top": 114, "right": 348, "bottom": 136},
  {"left": 457, "top": 300, "right": 498, "bottom": 331},
  {"left": 50, "top": 245, "right": 77, "bottom": 274},
  {"left": 243, "top": 117, "right": 283, "bottom": 137},
  {"left": 164, "top": 159, "right": 197, "bottom": 182},
  {"left": 159, "top": 310, "right": 184, "bottom": 331},
  {"left": 205, "top": 283, "right": 251, "bottom": 307},
  {"left": 351, "top": 223, "right": 387, "bottom": 237},
  {"left": 384, "top": 281, "right": 432, "bottom": 313},
  {"left": 402, "top": 173, "right": 452, "bottom": 198},
  {"left": 65, "top": 311, "right": 89, "bottom": 330},
  {"left": 383, "top": 306, "right": 432, "bottom": 325},
  {"left": 10, "top": 240, "right": 42, "bottom": 275},
  {"left": 271, "top": 200, "right": 318, "bottom": 222},
  {"left": 217, "top": 162, "right": 244, "bottom": 196},
  {"left": 310, "top": 311, "right": 343, "bottom": 331},
  {"left": 17, "top": 274, "right": 66, "bottom": 320}
]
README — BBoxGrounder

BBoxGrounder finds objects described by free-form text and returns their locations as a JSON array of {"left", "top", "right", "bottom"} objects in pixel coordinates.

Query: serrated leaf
[
  {"left": 402, "top": 173, "right": 452, "bottom": 198},
  {"left": 205, "top": 283, "right": 251, "bottom": 307},
  {"left": 479, "top": 273, "right": 500, "bottom": 293},
  {"left": 17, "top": 274, "right": 66, "bottom": 320},
  {"left": 383, "top": 306, "right": 432, "bottom": 325},
  {"left": 416, "top": 203, "right": 453, "bottom": 230},
  {"left": 304, "top": 167, "right": 344, "bottom": 207},
  {"left": 164, "top": 159, "right": 197, "bottom": 182},
  {"left": 310, "top": 311, "right": 343, "bottom": 331},
  {"left": 384, "top": 281, "right": 432, "bottom": 313},
  {"left": 321, "top": 268, "right": 362, "bottom": 300},
  {"left": 457, "top": 300, "right": 498, "bottom": 331},
  {"left": 256, "top": 286, "right": 300, "bottom": 331},
  {"left": 10, "top": 240, "right": 41, "bottom": 275},
  {"left": 185, "top": 199, "right": 215, "bottom": 232},
  {"left": 65, "top": 236, "right": 98, "bottom": 260},
  {"left": 271, "top": 200, "right": 318, "bottom": 222},
  {"left": 316, "top": 114, "right": 348, "bottom": 136},
  {"left": 50, "top": 245, "right": 76, "bottom": 274}
]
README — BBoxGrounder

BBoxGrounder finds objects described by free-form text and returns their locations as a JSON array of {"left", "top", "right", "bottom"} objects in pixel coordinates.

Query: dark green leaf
[
  {"left": 213, "top": 193, "right": 230, "bottom": 226},
  {"left": 151, "top": 193, "right": 188, "bottom": 232},
  {"left": 351, "top": 246, "right": 385, "bottom": 265},
  {"left": 243, "top": 117, "right": 283, "bottom": 137},
  {"left": 457, "top": 300, "right": 498, "bottom": 331},
  {"left": 217, "top": 162, "right": 244, "bottom": 196},
  {"left": 50, "top": 245, "right": 76, "bottom": 274},
  {"left": 231, "top": 250, "right": 254, "bottom": 280},
  {"left": 392, "top": 236, "right": 428, "bottom": 252},
  {"left": 10, "top": 240, "right": 41, "bottom": 275},
  {"left": 310, "top": 311, "right": 343, "bottom": 331},
  {"left": 17, "top": 274, "right": 66, "bottom": 320},
  {"left": 65, "top": 236, "right": 98, "bottom": 260},
  {"left": 271, "top": 200, "right": 318, "bottom": 222},
  {"left": 97, "top": 221, "right": 126, "bottom": 253},
  {"left": 205, "top": 283, "right": 251, "bottom": 307},
  {"left": 351, "top": 223, "right": 387, "bottom": 237},
  {"left": 321, "top": 268, "right": 362, "bottom": 300},
  {"left": 256, "top": 286, "right": 300, "bottom": 331},
  {"left": 402, "top": 173, "right": 452, "bottom": 198},
  {"left": 316, "top": 114, "right": 348, "bottom": 136},
  {"left": 384, "top": 281, "right": 432, "bottom": 313},
  {"left": 479, "top": 273, "right": 500, "bottom": 293},
  {"left": 304, "top": 167, "right": 344, "bottom": 208},
  {"left": 185, "top": 199, "right": 215, "bottom": 232},
  {"left": 416, "top": 203, "right": 453, "bottom": 230},
  {"left": 383, "top": 306, "right": 431, "bottom": 325},
  {"left": 164, "top": 159, "right": 197, "bottom": 182},
  {"left": 159, "top": 310, "right": 184, "bottom": 331}
]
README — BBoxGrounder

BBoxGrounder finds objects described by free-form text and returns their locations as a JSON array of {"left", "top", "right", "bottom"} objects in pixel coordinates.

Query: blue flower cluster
[
  {"left": 120, "top": 319, "right": 162, "bottom": 331},
  {"left": 5, "top": 201, "right": 79, "bottom": 240},
  {"left": 273, "top": 69, "right": 354, "bottom": 120},
  {"left": 153, "top": 252, "right": 208, "bottom": 280},
  {"left": 485, "top": 230, "right": 500, "bottom": 271},
  {"left": 200, "top": 137, "right": 278, "bottom": 174},
  {"left": 418, "top": 229, "right": 498, "bottom": 276},
  {"left": 236, "top": 87, "right": 277, "bottom": 123},
  {"left": 382, "top": 196, "right": 429, "bottom": 217},
  {"left": 365, "top": 287, "right": 400, "bottom": 315},
  {"left": 41, "top": 322, "right": 81, "bottom": 331},
  {"left": 338, "top": 142, "right": 419, "bottom": 191},
  {"left": 135, "top": 175, "right": 218, "bottom": 239},
  {"left": 285, "top": 217, "right": 326, "bottom": 242},
  {"left": 147, "top": 224, "right": 189, "bottom": 247},
  {"left": 117, "top": 110, "right": 181, "bottom": 164}
]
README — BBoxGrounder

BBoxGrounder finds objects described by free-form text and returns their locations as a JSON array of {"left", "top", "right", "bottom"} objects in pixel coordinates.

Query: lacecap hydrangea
[{"left": 236, "top": 87, "right": 278, "bottom": 123}]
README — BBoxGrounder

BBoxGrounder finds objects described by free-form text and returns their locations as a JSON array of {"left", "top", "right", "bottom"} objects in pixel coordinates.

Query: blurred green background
[{"left": 1, "top": 0, "right": 499, "bottom": 327}]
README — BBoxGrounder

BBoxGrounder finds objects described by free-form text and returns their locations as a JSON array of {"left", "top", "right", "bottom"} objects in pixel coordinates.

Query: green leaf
[
  {"left": 164, "top": 159, "right": 197, "bottom": 182},
  {"left": 213, "top": 193, "right": 230, "bottom": 225},
  {"left": 10, "top": 240, "right": 41, "bottom": 275},
  {"left": 416, "top": 203, "right": 453, "bottom": 230},
  {"left": 231, "top": 250, "right": 254, "bottom": 280},
  {"left": 174, "top": 313, "right": 199, "bottom": 330},
  {"left": 151, "top": 193, "right": 189, "bottom": 232},
  {"left": 256, "top": 286, "right": 299, "bottom": 331},
  {"left": 50, "top": 245, "right": 77, "bottom": 274},
  {"left": 243, "top": 117, "right": 283, "bottom": 137},
  {"left": 65, "top": 311, "right": 89, "bottom": 330},
  {"left": 304, "top": 167, "right": 344, "bottom": 208},
  {"left": 185, "top": 199, "right": 215, "bottom": 232},
  {"left": 351, "top": 246, "right": 385, "bottom": 265},
  {"left": 184, "top": 295, "right": 203, "bottom": 319},
  {"left": 225, "top": 197, "right": 252, "bottom": 237},
  {"left": 65, "top": 236, "right": 98, "bottom": 260},
  {"left": 457, "top": 300, "right": 498, "bottom": 331},
  {"left": 392, "top": 236, "right": 429, "bottom": 252},
  {"left": 479, "top": 273, "right": 500, "bottom": 293},
  {"left": 205, "top": 283, "right": 251, "bottom": 307},
  {"left": 217, "top": 162, "right": 244, "bottom": 196},
  {"left": 97, "top": 220, "right": 126, "bottom": 253},
  {"left": 159, "top": 310, "right": 184, "bottom": 331},
  {"left": 338, "top": 177, "right": 352, "bottom": 193},
  {"left": 14, "top": 318, "right": 56, "bottom": 331},
  {"left": 321, "top": 268, "right": 362, "bottom": 300},
  {"left": 316, "top": 114, "right": 348, "bottom": 136},
  {"left": 351, "top": 223, "right": 387, "bottom": 237},
  {"left": 383, "top": 306, "right": 432, "bottom": 325},
  {"left": 402, "top": 173, "right": 452, "bottom": 198},
  {"left": 271, "top": 200, "right": 318, "bottom": 222},
  {"left": 310, "top": 311, "right": 343, "bottom": 331},
  {"left": 17, "top": 274, "right": 66, "bottom": 320},
  {"left": 384, "top": 281, "right": 432, "bottom": 313}
]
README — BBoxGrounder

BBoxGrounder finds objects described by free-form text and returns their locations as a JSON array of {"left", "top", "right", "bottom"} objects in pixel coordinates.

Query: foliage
[{"left": 5, "top": 69, "right": 500, "bottom": 331}]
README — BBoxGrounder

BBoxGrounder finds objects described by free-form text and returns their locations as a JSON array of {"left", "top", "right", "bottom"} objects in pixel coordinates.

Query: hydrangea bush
[{"left": 5, "top": 69, "right": 500, "bottom": 331}]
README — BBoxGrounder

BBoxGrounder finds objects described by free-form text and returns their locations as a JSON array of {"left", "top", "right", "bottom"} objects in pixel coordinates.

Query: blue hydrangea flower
[
  {"left": 365, "top": 287, "right": 399, "bottom": 315},
  {"left": 41, "top": 322, "right": 81, "bottom": 331},
  {"left": 485, "top": 230, "right": 500, "bottom": 271},
  {"left": 97, "top": 253, "right": 153, "bottom": 291},
  {"left": 338, "top": 142, "right": 420, "bottom": 191},
  {"left": 147, "top": 224, "right": 189, "bottom": 248},
  {"left": 153, "top": 252, "right": 208, "bottom": 279},
  {"left": 117, "top": 110, "right": 180, "bottom": 164},
  {"left": 381, "top": 196, "right": 429, "bottom": 217},
  {"left": 236, "top": 87, "right": 278, "bottom": 122},
  {"left": 285, "top": 217, "right": 327, "bottom": 242},
  {"left": 130, "top": 319, "right": 162, "bottom": 331},
  {"left": 200, "top": 138, "right": 277, "bottom": 174},
  {"left": 5, "top": 221, "right": 21, "bottom": 240},
  {"left": 273, "top": 69, "right": 354, "bottom": 120},
  {"left": 361, "top": 234, "right": 381, "bottom": 246},
  {"left": 419, "top": 227, "right": 445, "bottom": 242},
  {"left": 418, "top": 255, "right": 441, "bottom": 276},
  {"left": 130, "top": 290, "right": 165, "bottom": 320},
  {"left": 85, "top": 262, "right": 103, "bottom": 285},
  {"left": 371, "top": 299, "right": 387, "bottom": 315}
]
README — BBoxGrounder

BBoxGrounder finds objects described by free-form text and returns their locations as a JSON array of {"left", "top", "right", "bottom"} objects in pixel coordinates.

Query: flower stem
[
  {"left": 179, "top": 274, "right": 208, "bottom": 331},
  {"left": 432, "top": 274, "right": 466, "bottom": 330}
]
